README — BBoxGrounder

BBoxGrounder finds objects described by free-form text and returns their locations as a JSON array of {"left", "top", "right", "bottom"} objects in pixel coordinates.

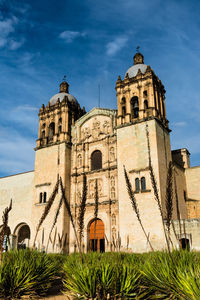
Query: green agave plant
[
  {"left": 0, "top": 249, "right": 60, "bottom": 298},
  {"left": 63, "top": 261, "right": 98, "bottom": 299}
]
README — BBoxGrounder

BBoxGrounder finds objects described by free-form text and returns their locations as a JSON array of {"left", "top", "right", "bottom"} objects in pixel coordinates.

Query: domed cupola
[
  {"left": 116, "top": 50, "right": 169, "bottom": 129},
  {"left": 49, "top": 78, "right": 79, "bottom": 107},
  {"left": 125, "top": 52, "right": 148, "bottom": 79}
]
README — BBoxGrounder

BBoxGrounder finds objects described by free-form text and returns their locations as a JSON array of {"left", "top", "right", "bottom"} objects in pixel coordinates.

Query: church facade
[{"left": 0, "top": 52, "right": 200, "bottom": 253}]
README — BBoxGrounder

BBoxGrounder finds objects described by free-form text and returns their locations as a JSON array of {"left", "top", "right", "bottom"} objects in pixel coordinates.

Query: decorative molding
[{"left": 35, "top": 183, "right": 51, "bottom": 188}]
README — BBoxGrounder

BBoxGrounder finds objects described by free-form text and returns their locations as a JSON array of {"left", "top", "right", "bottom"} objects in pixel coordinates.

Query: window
[
  {"left": 43, "top": 192, "right": 47, "bottom": 203},
  {"left": 121, "top": 97, "right": 126, "bottom": 117},
  {"left": 141, "top": 177, "right": 146, "bottom": 191},
  {"left": 144, "top": 100, "right": 148, "bottom": 109},
  {"left": 39, "top": 192, "right": 43, "bottom": 203},
  {"left": 135, "top": 178, "right": 140, "bottom": 192},
  {"left": 39, "top": 192, "right": 47, "bottom": 204},
  {"left": 143, "top": 90, "right": 148, "bottom": 97},
  {"left": 91, "top": 150, "right": 102, "bottom": 170},
  {"left": 131, "top": 97, "right": 139, "bottom": 118},
  {"left": 122, "top": 106, "right": 126, "bottom": 117},
  {"left": 41, "top": 124, "right": 45, "bottom": 139},
  {"left": 48, "top": 122, "right": 55, "bottom": 141},
  {"left": 58, "top": 118, "right": 62, "bottom": 133},
  {"left": 184, "top": 191, "right": 187, "bottom": 202}
]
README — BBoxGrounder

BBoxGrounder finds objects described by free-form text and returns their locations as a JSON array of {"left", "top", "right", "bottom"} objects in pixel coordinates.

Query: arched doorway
[
  {"left": 88, "top": 218, "right": 105, "bottom": 252},
  {"left": 179, "top": 238, "right": 190, "bottom": 250},
  {"left": 14, "top": 223, "right": 31, "bottom": 249}
]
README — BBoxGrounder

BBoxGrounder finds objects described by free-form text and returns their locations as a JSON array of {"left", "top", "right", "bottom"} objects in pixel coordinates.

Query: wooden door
[{"left": 89, "top": 219, "right": 105, "bottom": 252}]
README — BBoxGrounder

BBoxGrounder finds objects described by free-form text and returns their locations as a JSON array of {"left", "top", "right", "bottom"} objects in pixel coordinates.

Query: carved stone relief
[
  {"left": 81, "top": 126, "right": 91, "bottom": 141},
  {"left": 110, "top": 176, "right": 115, "bottom": 199},
  {"left": 103, "top": 120, "right": 111, "bottom": 134},
  {"left": 92, "top": 118, "right": 101, "bottom": 139},
  {"left": 88, "top": 178, "right": 103, "bottom": 198}
]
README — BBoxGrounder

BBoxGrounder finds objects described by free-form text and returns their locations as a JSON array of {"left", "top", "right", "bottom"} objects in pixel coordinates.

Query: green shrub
[
  {"left": 141, "top": 250, "right": 200, "bottom": 300},
  {"left": 0, "top": 249, "right": 60, "bottom": 298},
  {"left": 63, "top": 252, "right": 142, "bottom": 299}
]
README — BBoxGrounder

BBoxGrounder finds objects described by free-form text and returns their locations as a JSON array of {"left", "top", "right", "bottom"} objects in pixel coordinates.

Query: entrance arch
[
  {"left": 14, "top": 223, "right": 31, "bottom": 249},
  {"left": 88, "top": 218, "right": 105, "bottom": 252}
]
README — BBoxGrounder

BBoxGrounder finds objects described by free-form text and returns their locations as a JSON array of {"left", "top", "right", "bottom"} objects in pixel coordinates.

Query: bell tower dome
[
  {"left": 116, "top": 51, "right": 168, "bottom": 128},
  {"left": 36, "top": 79, "right": 85, "bottom": 148}
]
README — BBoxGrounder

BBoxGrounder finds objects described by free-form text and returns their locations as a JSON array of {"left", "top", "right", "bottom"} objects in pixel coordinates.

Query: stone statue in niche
[
  {"left": 77, "top": 154, "right": 82, "bottom": 168},
  {"left": 110, "top": 176, "right": 115, "bottom": 187},
  {"left": 92, "top": 118, "right": 101, "bottom": 139},
  {"left": 109, "top": 147, "right": 115, "bottom": 162},
  {"left": 103, "top": 120, "right": 111, "bottom": 134},
  {"left": 112, "top": 214, "right": 116, "bottom": 225},
  {"left": 111, "top": 187, "right": 115, "bottom": 199},
  {"left": 112, "top": 227, "right": 116, "bottom": 241}
]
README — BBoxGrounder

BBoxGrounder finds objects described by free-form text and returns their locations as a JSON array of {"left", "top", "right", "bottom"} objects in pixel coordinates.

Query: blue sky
[{"left": 0, "top": 0, "right": 200, "bottom": 177}]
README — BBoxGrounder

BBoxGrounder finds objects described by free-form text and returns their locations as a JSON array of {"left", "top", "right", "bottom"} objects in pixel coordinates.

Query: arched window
[
  {"left": 48, "top": 122, "right": 55, "bottom": 141},
  {"left": 141, "top": 177, "right": 146, "bottom": 191},
  {"left": 41, "top": 123, "right": 45, "bottom": 139},
  {"left": 39, "top": 192, "right": 43, "bottom": 203},
  {"left": 43, "top": 192, "right": 47, "bottom": 203},
  {"left": 135, "top": 178, "right": 140, "bottom": 192},
  {"left": 121, "top": 97, "right": 126, "bottom": 117},
  {"left": 131, "top": 96, "right": 139, "bottom": 118},
  {"left": 144, "top": 100, "right": 148, "bottom": 109},
  {"left": 58, "top": 118, "right": 62, "bottom": 133},
  {"left": 91, "top": 150, "right": 102, "bottom": 170}
]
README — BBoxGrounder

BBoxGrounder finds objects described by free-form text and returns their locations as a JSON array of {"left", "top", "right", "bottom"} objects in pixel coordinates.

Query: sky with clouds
[{"left": 0, "top": 0, "right": 200, "bottom": 177}]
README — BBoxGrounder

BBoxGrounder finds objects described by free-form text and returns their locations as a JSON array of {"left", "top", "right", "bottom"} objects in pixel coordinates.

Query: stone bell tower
[
  {"left": 32, "top": 79, "right": 85, "bottom": 252},
  {"left": 116, "top": 52, "right": 168, "bottom": 128},
  {"left": 116, "top": 51, "right": 172, "bottom": 251}
]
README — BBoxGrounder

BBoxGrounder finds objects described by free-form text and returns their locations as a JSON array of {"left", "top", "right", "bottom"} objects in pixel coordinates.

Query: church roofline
[
  {"left": 74, "top": 107, "right": 117, "bottom": 127},
  {"left": 0, "top": 170, "right": 34, "bottom": 180}
]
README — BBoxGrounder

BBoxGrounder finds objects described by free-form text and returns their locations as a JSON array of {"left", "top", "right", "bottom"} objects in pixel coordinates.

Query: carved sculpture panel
[{"left": 88, "top": 178, "right": 103, "bottom": 198}]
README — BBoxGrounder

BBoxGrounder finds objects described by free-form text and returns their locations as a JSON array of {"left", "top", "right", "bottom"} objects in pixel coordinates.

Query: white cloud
[
  {"left": 0, "top": 16, "right": 25, "bottom": 50},
  {"left": 173, "top": 121, "right": 187, "bottom": 127},
  {"left": 9, "top": 39, "right": 25, "bottom": 50},
  {"left": 106, "top": 36, "right": 128, "bottom": 56},
  {"left": 59, "top": 30, "right": 86, "bottom": 43}
]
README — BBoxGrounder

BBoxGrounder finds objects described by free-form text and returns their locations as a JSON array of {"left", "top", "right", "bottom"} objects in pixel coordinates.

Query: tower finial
[
  {"left": 133, "top": 48, "right": 144, "bottom": 65},
  {"left": 60, "top": 75, "right": 69, "bottom": 93},
  {"left": 136, "top": 45, "right": 140, "bottom": 53}
]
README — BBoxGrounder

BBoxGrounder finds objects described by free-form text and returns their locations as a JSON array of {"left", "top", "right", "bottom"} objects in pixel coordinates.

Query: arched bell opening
[
  {"left": 87, "top": 218, "right": 105, "bottom": 252},
  {"left": 131, "top": 96, "right": 139, "bottom": 119},
  {"left": 14, "top": 223, "right": 31, "bottom": 249}
]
